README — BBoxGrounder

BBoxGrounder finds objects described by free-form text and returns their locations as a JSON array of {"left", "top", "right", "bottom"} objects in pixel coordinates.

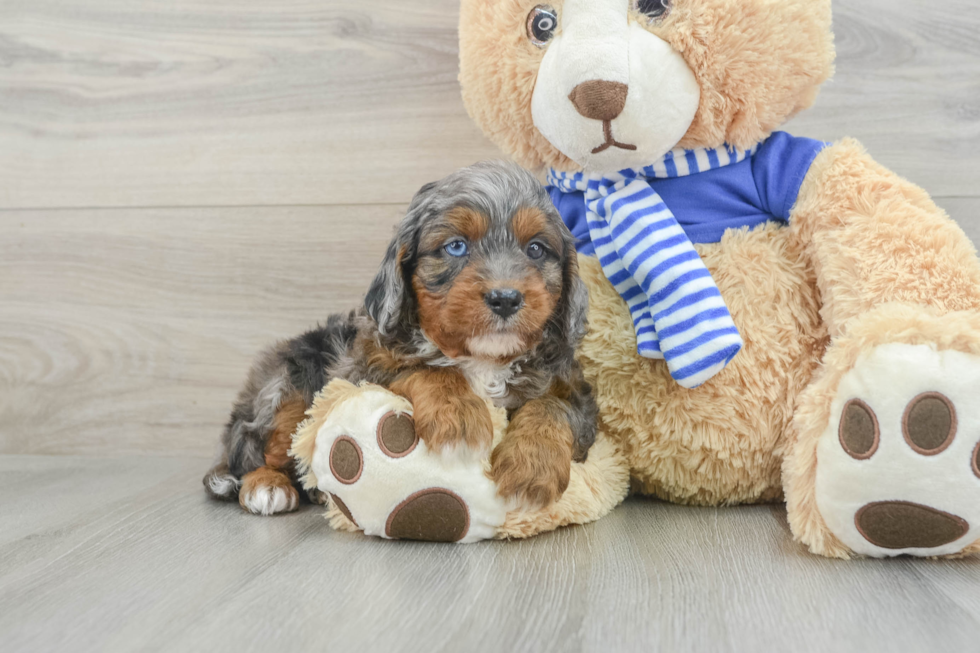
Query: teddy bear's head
[{"left": 459, "top": 0, "right": 834, "bottom": 173}]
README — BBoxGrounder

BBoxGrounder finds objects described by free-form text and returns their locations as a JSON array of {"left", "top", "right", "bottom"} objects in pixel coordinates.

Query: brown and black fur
[{"left": 204, "top": 161, "right": 598, "bottom": 513}]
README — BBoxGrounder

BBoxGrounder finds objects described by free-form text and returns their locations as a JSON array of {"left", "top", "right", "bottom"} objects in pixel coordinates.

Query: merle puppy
[{"left": 204, "top": 161, "right": 597, "bottom": 515}]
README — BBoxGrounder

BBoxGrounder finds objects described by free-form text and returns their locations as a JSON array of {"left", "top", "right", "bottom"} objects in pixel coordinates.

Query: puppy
[{"left": 203, "top": 161, "right": 598, "bottom": 515}]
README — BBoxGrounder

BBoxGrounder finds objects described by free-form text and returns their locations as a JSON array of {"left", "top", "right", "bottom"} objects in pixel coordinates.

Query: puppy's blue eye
[
  {"left": 445, "top": 240, "right": 469, "bottom": 257},
  {"left": 527, "top": 242, "right": 546, "bottom": 260}
]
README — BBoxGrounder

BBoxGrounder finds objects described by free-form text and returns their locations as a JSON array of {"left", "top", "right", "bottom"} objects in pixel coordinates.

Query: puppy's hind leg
[
  {"left": 203, "top": 344, "right": 294, "bottom": 505},
  {"left": 238, "top": 393, "right": 309, "bottom": 515},
  {"left": 206, "top": 314, "right": 359, "bottom": 512}
]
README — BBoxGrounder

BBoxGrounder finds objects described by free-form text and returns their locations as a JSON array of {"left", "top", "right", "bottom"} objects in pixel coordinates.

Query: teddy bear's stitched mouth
[{"left": 591, "top": 120, "right": 637, "bottom": 154}]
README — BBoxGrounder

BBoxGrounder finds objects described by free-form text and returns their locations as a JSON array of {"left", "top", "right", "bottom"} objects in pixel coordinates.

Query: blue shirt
[{"left": 547, "top": 132, "right": 827, "bottom": 255}]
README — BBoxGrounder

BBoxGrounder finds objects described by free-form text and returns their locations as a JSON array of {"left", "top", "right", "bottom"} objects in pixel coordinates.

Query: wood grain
[
  {"left": 1, "top": 0, "right": 980, "bottom": 210},
  {"left": 2, "top": 454, "right": 980, "bottom": 653},
  {"left": 0, "top": 205, "right": 404, "bottom": 455},
  {"left": 0, "top": 0, "right": 498, "bottom": 209}
]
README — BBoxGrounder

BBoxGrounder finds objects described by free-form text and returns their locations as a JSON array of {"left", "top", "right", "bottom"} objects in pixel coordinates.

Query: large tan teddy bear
[{"left": 456, "top": 0, "right": 980, "bottom": 558}]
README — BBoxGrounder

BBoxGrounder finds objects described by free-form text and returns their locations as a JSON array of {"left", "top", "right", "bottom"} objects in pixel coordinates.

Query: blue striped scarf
[{"left": 548, "top": 145, "right": 756, "bottom": 389}]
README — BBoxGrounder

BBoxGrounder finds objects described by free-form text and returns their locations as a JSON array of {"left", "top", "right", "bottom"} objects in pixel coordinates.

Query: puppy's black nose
[{"left": 485, "top": 288, "right": 524, "bottom": 319}]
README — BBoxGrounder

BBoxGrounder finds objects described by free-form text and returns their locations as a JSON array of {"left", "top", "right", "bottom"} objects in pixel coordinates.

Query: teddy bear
[{"left": 453, "top": 0, "right": 980, "bottom": 558}]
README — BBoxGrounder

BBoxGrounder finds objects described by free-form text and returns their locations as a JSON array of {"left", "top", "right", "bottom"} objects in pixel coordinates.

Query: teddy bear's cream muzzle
[{"left": 530, "top": 0, "right": 701, "bottom": 173}]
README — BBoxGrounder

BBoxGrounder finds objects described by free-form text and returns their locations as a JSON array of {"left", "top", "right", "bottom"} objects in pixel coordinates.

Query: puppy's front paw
[
  {"left": 414, "top": 393, "right": 494, "bottom": 456},
  {"left": 239, "top": 467, "right": 299, "bottom": 516},
  {"left": 490, "top": 436, "right": 571, "bottom": 508}
]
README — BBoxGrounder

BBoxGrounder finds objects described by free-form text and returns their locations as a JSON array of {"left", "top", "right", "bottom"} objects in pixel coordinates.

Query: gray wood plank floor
[
  {"left": 3, "top": 455, "right": 980, "bottom": 653},
  {"left": 3, "top": 0, "right": 980, "bottom": 650}
]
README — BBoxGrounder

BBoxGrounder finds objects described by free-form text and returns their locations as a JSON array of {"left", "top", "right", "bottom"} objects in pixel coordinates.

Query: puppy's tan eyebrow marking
[
  {"left": 419, "top": 206, "right": 490, "bottom": 253},
  {"left": 445, "top": 206, "right": 490, "bottom": 242},
  {"left": 513, "top": 206, "right": 560, "bottom": 251}
]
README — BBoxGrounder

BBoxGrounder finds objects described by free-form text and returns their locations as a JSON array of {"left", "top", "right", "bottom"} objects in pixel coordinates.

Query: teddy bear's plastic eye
[
  {"left": 635, "top": 0, "right": 672, "bottom": 21},
  {"left": 527, "top": 5, "right": 558, "bottom": 48}
]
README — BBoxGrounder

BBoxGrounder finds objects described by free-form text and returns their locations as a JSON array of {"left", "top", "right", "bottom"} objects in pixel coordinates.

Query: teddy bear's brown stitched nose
[{"left": 568, "top": 80, "right": 629, "bottom": 122}]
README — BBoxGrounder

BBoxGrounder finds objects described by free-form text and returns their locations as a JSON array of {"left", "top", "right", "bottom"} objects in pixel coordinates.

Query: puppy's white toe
[{"left": 241, "top": 486, "right": 299, "bottom": 516}]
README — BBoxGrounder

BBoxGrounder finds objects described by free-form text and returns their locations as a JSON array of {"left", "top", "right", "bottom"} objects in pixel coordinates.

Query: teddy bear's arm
[{"left": 790, "top": 138, "right": 980, "bottom": 336}]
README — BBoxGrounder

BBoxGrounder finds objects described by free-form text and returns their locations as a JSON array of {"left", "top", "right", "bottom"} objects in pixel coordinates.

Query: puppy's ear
[
  {"left": 365, "top": 182, "right": 437, "bottom": 334},
  {"left": 564, "top": 261, "right": 590, "bottom": 348}
]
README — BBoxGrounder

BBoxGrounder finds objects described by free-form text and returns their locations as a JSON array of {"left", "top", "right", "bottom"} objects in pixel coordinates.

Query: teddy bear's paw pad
[
  {"left": 903, "top": 393, "right": 956, "bottom": 455},
  {"left": 385, "top": 489, "right": 470, "bottom": 542},
  {"left": 330, "top": 493, "right": 358, "bottom": 527},
  {"left": 816, "top": 343, "right": 980, "bottom": 557},
  {"left": 377, "top": 412, "right": 418, "bottom": 458},
  {"left": 310, "top": 385, "right": 506, "bottom": 543},
  {"left": 329, "top": 436, "right": 363, "bottom": 484},
  {"left": 855, "top": 501, "right": 968, "bottom": 550}
]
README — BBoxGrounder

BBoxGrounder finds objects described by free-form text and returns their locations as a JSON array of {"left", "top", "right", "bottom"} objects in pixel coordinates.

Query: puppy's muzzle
[{"left": 484, "top": 288, "right": 524, "bottom": 319}]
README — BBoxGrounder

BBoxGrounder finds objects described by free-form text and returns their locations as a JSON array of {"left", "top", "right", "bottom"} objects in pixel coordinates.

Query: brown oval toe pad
[
  {"left": 329, "top": 436, "right": 363, "bottom": 484},
  {"left": 903, "top": 392, "right": 957, "bottom": 455},
  {"left": 330, "top": 493, "right": 358, "bottom": 527},
  {"left": 973, "top": 440, "right": 980, "bottom": 479},
  {"left": 377, "top": 412, "right": 418, "bottom": 458},
  {"left": 839, "top": 399, "right": 880, "bottom": 460},
  {"left": 856, "top": 501, "right": 969, "bottom": 549},
  {"left": 385, "top": 488, "right": 470, "bottom": 543}
]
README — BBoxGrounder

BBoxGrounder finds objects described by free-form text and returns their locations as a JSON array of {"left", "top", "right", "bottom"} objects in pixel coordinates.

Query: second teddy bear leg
[
  {"left": 785, "top": 140, "right": 980, "bottom": 558},
  {"left": 785, "top": 306, "right": 980, "bottom": 558},
  {"left": 791, "top": 139, "right": 980, "bottom": 332}
]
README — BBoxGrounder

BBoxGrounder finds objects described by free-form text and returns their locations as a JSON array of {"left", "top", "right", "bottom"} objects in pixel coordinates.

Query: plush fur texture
[
  {"left": 459, "top": 0, "right": 835, "bottom": 171},
  {"left": 577, "top": 224, "right": 826, "bottom": 506},
  {"left": 459, "top": 0, "right": 980, "bottom": 556},
  {"left": 297, "top": 379, "right": 630, "bottom": 539},
  {"left": 791, "top": 139, "right": 980, "bottom": 331},
  {"left": 785, "top": 305, "right": 980, "bottom": 558}
]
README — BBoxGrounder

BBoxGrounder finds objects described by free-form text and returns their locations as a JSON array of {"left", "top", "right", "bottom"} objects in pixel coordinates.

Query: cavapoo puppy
[{"left": 204, "top": 161, "right": 598, "bottom": 515}]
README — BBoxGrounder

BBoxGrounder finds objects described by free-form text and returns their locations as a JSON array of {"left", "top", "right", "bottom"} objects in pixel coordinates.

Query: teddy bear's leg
[{"left": 784, "top": 139, "right": 980, "bottom": 558}]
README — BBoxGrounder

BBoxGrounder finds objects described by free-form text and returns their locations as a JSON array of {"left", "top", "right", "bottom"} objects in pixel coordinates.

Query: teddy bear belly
[{"left": 576, "top": 222, "right": 828, "bottom": 506}]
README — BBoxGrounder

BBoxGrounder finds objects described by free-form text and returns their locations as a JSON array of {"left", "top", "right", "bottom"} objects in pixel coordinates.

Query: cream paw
[{"left": 814, "top": 343, "right": 980, "bottom": 557}]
